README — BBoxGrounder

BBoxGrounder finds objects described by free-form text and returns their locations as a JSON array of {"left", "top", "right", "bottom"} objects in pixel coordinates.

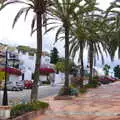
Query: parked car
[
  {"left": 99, "top": 76, "right": 117, "bottom": 84},
  {"left": 1, "top": 81, "right": 24, "bottom": 91},
  {"left": 24, "top": 80, "right": 33, "bottom": 89}
]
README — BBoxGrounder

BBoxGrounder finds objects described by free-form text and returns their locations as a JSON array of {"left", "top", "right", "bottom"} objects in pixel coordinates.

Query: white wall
[
  {"left": 39, "top": 75, "right": 47, "bottom": 81},
  {"left": 55, "top": 72, "right": 65, "bottom": 84},
  {"left": 9, "top": 74, "right": 21, "bottom": 82},
  {"left": 18, "top": 51, "right": 51, "bottom": 80}
]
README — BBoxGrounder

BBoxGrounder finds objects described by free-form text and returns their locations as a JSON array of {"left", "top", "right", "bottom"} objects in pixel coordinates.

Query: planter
[
  {"left": 0, "top": 106, "right": 11, "bottom": 120},
  {"left": 9, "top": 108, "right": 47, "bottom": 120},
  {"left": 54, "top": 95, "right": 73, "bottom": 100}
]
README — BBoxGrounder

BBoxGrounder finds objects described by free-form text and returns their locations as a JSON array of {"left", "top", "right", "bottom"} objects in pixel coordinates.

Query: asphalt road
[{"left": 0, "top": 84, "right": 62, "bottom": 105}]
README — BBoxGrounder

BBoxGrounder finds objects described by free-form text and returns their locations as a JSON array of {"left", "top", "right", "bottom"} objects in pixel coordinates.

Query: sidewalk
[{"left": 34, "top": 81, "right": 120, "bottom": 120}]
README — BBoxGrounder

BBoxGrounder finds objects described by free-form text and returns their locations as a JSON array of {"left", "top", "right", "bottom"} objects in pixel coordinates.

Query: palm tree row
[{"left": 0, "top": 0, "right": 120, "bottom": 101}]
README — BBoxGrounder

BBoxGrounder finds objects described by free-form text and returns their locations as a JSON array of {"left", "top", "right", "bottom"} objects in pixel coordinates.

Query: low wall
[
  {"left": 0, "top": 106, "right": 46, "bottom": 120},
  {"left": 10, "top": 109, "right": 46, "bottom": 120},
  {"left": 0, "top": 106, "right": 11, "bottom": 120}
]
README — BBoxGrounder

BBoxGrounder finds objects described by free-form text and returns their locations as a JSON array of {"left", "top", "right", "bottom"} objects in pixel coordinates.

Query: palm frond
[
  {"left": 54, "top": 27, "right": 63, "bottom": 44},
  {"left": 12, "top": 7, "right": 29, "bottom": 28},
  {"left": 24, "top": 7, "right": 31, "bottom": 21},
  {"left": 44, "top": 25, "right": 58, "bottom": 34},
  {"left": 31, "top": 15, "right": 36, "bottom": 35}
]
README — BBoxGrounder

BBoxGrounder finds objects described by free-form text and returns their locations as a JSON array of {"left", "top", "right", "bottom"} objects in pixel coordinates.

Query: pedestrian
[{"left": 49, "top": 73, "right": 55, "bottom": 86}]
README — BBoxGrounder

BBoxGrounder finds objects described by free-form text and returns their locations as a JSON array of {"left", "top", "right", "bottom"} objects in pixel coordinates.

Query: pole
[
  {"left": 12, "top": 54, "right": 15, "bottom": 68},
  {"left": 2, "top": 50, "right": 8, "bottom": 105}
]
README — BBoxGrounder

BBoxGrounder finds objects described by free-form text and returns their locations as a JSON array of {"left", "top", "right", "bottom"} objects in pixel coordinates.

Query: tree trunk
[
  {"left": 31, "top": 12, "right": 42, "bottom": 102},
  {"left": 89, "top": 41, "right": 93, "bottom": 84},
  {"left": 80, "top": 42, "right": 84, "bottom": 88},
  {"left": 64, "top": 24, "right": 69, "bottom": 94}
]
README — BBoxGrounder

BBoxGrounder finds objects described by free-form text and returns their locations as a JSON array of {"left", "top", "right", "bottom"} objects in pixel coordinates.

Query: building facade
[{"left": 18, "top": 51, "right": 51, "bottom": 80}]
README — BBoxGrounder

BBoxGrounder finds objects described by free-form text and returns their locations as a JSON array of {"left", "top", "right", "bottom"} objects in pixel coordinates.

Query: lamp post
[{"left": 2, "top": 50, "right": 8, "bottom": 105}]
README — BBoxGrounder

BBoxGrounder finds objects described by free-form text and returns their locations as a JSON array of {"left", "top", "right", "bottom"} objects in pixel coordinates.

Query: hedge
[{"left": 10, "top": 101, "right": 49, "bottom": 118}]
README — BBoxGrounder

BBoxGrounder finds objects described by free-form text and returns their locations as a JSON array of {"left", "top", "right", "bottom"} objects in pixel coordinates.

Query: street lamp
[{"left": 2, "top": 50, "right": 8, "bottom": 105}]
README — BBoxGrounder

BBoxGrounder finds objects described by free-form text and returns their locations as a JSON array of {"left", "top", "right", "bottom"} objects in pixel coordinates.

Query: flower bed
[
  {"left": 10, "top": 101, "right": 49, "bottom": 119},
  {"left": 39, "top": 68, "right": 55, "bottom": 74}
]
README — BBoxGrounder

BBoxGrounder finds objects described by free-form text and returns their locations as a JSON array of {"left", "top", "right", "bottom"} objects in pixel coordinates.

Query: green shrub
[
  {"left": 58, "top": 87, "right": 69, "bottom": 96},
  {"left": 69, "top": 88, "right": 79, "bottom": 96},
  {"left": 85, "top": 79, "right": 99, "bottom": 88},
  {"left": 85, "top": 76, "right": 100, "bottom": 88},
  {"left": 10, "top": 101, "right": 49, "bottom": 118},
  {"left": 79, "top": 87, "right": 87, "bottom": 94},
  {"left": 58, "top": 86, "right": 79, "bottom": 96}
]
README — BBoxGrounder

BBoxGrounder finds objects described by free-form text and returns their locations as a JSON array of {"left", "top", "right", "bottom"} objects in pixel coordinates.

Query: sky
[{"left": 0, "top": 0, "right": 119, "bottom": 71}]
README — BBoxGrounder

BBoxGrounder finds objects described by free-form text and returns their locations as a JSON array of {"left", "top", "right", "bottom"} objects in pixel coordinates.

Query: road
[{"left": 0, "top": 84, "right": 62, "bottom": 105}]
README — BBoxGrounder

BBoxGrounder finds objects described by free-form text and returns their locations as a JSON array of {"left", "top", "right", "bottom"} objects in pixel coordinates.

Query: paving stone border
[{"left": 47, "top": 111, "right": 120, "bottom": 117}]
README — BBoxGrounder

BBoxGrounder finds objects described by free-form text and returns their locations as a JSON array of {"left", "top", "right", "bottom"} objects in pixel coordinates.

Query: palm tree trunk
[
  {"left": 31, "top": 12, "right": 42, "bottom": 102},
  {"left": 64, "top": 24, "right": 69, "bottom": 94},
  {"left": 89, "top": 41, "right": 93, "bottom": 84},
  {"left": 80, "top": 42, "right": 84, "bottom": 88}
]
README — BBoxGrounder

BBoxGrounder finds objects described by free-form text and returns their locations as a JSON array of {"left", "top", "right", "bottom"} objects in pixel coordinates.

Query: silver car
[{"left": 2, "top": 81, "right": 24, "bottom": 91}]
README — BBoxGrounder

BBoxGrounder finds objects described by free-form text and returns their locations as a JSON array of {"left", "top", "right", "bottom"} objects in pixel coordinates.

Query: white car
[{"left": 1, "top": 81, "right": 24, "bottom": 91}]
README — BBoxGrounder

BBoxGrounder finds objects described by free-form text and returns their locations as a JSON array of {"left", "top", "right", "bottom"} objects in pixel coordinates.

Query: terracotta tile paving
[{"left": 34, "top": 81, "right": 120, "bottom": 120}]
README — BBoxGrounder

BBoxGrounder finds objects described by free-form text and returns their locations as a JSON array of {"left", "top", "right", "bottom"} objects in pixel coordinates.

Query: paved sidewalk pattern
[{"left": 34, "top": 81, "right": 120, "bottom": 120}]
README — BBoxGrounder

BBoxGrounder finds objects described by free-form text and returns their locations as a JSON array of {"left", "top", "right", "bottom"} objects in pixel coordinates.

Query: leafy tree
[
  {"left": 113, "top": 65, "right": 120, "bottom": 79},
  {"left": 55, "top": 61, "right": 65, "bottom": 73},
  {"left": 17, "top": 45, "right": 36, "bottom": 54},
  {"left": 50, "top": 47, "right": 59, "bottom": 64},
  {"left": 103, "top": 64, "right": 110, "bottom": 76},
  {"left": 55, "top": 58, "right": 75, "bottom": 74},
  {"left": 1, "top": 0, "right": 53, "bottom": 101}
]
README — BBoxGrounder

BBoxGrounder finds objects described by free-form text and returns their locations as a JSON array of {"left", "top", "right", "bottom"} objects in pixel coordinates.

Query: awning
[
  {"left": 0, "top": 67, "right": 22, "bottom": 76},
  {"left": 39, "top": 68, "right": 55, "bottom": 74}
]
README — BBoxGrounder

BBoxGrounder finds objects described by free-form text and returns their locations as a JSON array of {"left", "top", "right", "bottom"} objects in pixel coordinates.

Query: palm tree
[
  {"left": 46, "top": 0, "right": 81, "bottom": 94},
  {"left": 69, "top": 0, "right": 98, "bottom": 87},
  {"left": 69, "top": 17, "right": 87, "bottom": 88},
  {"left": 70, "top": 38, "right": 85, "bottom": 87},
  {"left": 85, "top": 15, "right": 107, "bottom": 83},
  {"left": 1, "top": 0, "right": 52, "bottom": 101},
  {"left": 105, "top": 0, "right": 120, "bottom": 60},
  {"left": 69, "top": 0, "right": 108, "bottom": 85}
]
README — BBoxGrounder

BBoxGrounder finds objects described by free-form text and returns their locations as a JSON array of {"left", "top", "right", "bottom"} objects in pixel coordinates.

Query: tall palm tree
[
  {"left": 85, "top": 15, "right": 107, "bottom": 83},
  {"left": 70, "top": 37, "right": 85, "bottom": 88},
  {"left": 69, "top": 0, "right": 99, "bottom": 87},
  {"left": 69, "top": 17, "right": 87, "bottom": 88},
  {"left": 46, "top": 0, "right": 81, "bottom": 94},
  {"left": 1, "top": 0, "right": 52, "bottom": 101},
  {"left": 105, "top": 0, "right": 120, "bottom": 60},
  {"left": 69, "top": 0, "right": 108, "bottom": 85}
]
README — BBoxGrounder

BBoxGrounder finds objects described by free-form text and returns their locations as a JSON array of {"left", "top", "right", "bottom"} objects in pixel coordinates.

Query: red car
[
  {"left": 24, "top": 80, "right": 33, "bottom": 89},
  {"left": 99, "top": 76, "right": 117, "bottom": 84}
]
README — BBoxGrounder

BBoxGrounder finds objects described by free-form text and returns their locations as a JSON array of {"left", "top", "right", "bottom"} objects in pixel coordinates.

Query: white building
[
  {"left": 18, "top": 51, "right": 51, "bottom": 81},
  {"left": 0, "top": 44, "right": 64, "bottom": 84}
]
